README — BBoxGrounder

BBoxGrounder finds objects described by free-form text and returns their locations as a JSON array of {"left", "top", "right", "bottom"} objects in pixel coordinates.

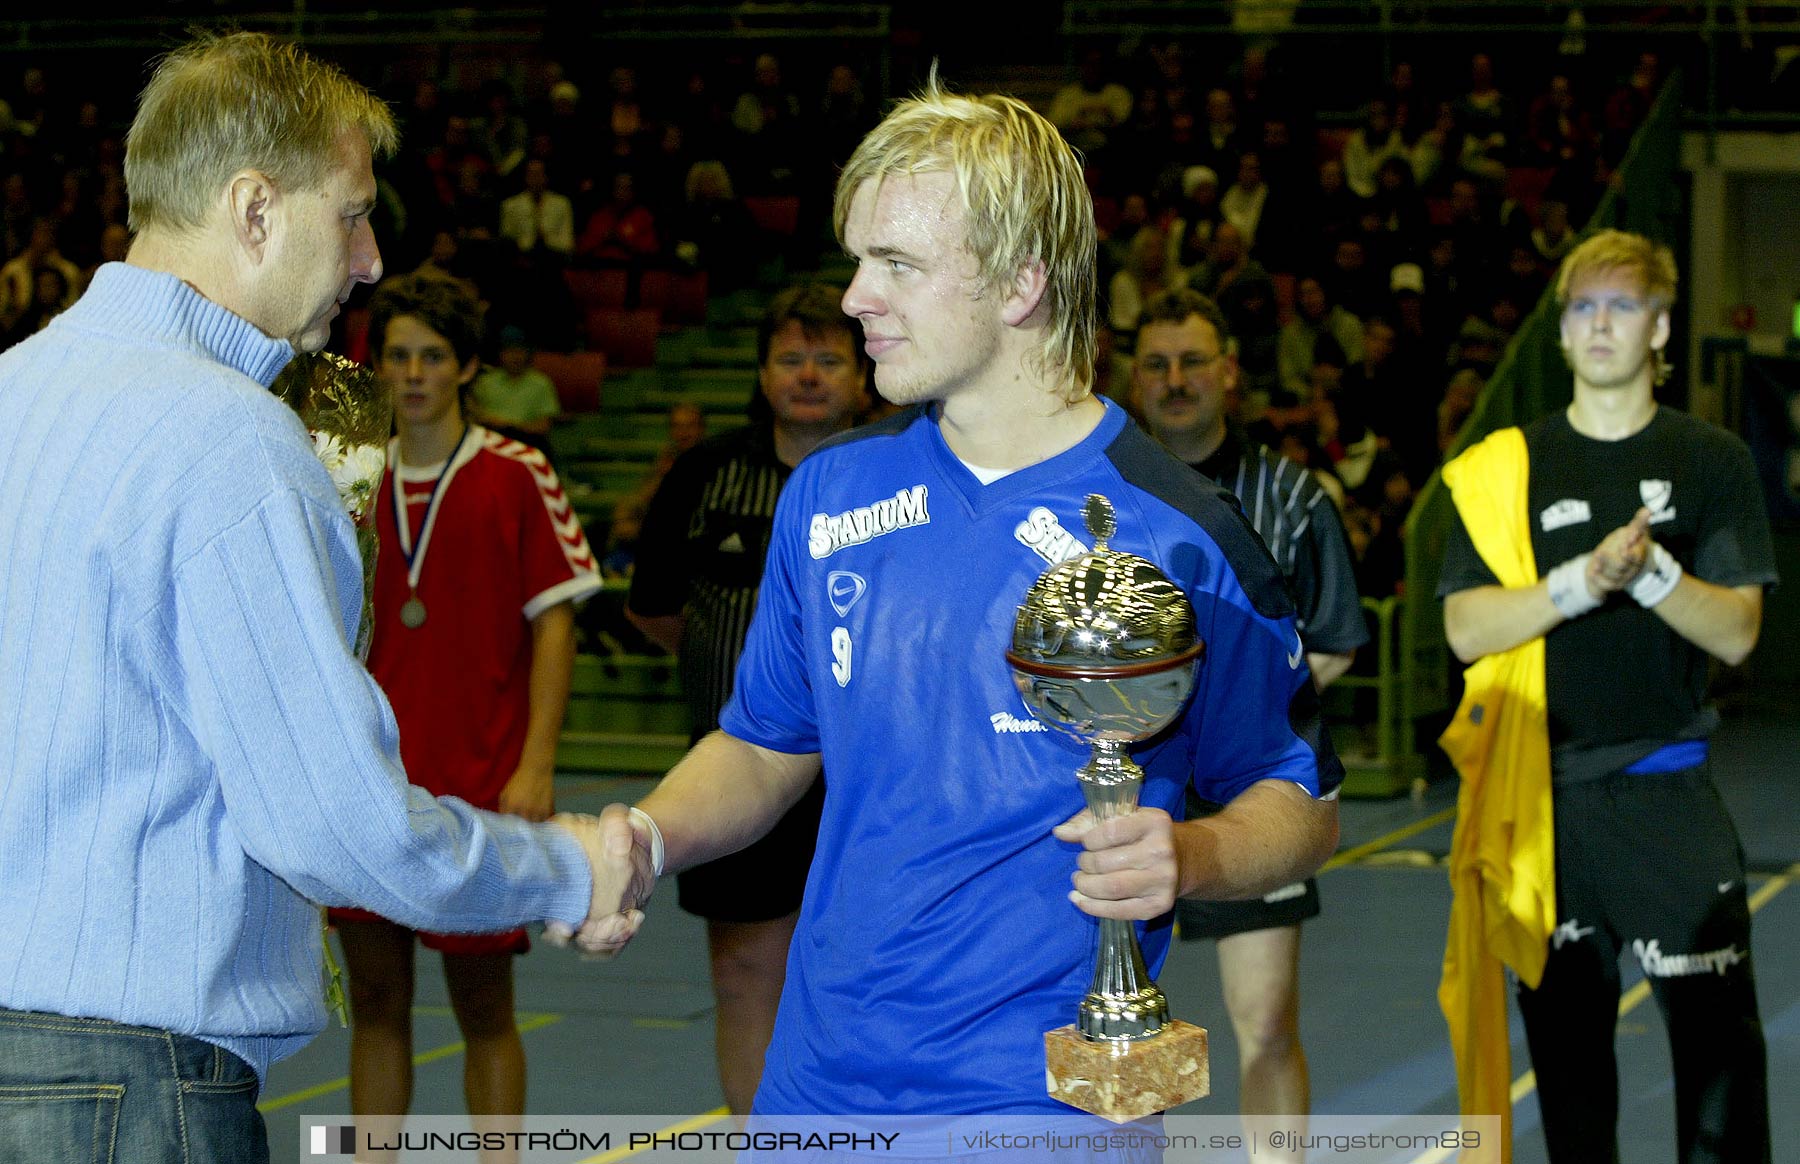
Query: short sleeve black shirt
[{"left": 1438, "top": 408, "right": 1777, "bottom": 776}]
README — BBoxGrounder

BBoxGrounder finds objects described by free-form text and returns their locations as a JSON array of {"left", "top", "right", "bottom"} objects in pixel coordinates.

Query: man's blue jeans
[{"left": 0, "top": 1007, "right": 266, "bottom": 1163}]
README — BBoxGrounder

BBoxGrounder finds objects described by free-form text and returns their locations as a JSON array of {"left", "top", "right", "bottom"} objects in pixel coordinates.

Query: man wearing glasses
[{"left": 1133, "top": 287, "right": 1365, "bottom": 1163}]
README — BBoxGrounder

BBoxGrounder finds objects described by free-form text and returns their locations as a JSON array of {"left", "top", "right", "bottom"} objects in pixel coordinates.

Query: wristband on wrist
[
  {"left": 628, "top": 806, "right": 666, "bottom": 876},
  {"left": 1545, "top": 553, "right": 1603, "bottom": 619},
  {"left": 1628, "top": 541, "right": 1683, "bottom": 608}
]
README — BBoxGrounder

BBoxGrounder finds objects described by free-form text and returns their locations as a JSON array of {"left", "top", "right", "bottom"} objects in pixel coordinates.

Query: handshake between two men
[{"left": 544, "top": 805, "right": 663, "bottom": 957}]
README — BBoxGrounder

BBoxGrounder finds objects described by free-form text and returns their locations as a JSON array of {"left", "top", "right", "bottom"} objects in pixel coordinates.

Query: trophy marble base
[{"left": 1044, "top": 1021, "right": 1209, "bottom": 1124}]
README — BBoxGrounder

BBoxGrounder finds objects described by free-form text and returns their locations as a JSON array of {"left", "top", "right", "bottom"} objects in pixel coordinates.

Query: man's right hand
[
  {"left": 544, "top": 805, "right": 655, "bottom": 959},
  {"left": 1587, "top": 506, "right": 1653, "bottom": 596}
]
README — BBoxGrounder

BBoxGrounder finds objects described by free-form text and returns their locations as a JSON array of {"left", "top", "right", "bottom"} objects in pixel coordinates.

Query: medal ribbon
[{"left": 391, "top": 426, "right": 472, "bottom": 598}]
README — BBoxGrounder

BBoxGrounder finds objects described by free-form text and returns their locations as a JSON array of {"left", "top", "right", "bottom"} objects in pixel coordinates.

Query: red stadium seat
[
  {"left": 585, "top": 307, "right": 661, "bottom": 368},
  {"left": 1505, "top": 165, "right": 1557, "bottom": 222},
  {"left": 533, "top": 351, "right": 606, "bottom": 413},
  {"left": 563, "top": 268, "right": 629, "bottom": 313},
  {"left": 743, "top": 196, "right": 801, "bottom": 237},
  {"left": 638, "top": 269, "right": 709, "bottom": 326}
]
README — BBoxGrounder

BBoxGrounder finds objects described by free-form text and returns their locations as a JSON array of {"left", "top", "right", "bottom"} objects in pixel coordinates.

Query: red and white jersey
[{"left": 367, "top": 426, "right": 601, "bottom": 807}]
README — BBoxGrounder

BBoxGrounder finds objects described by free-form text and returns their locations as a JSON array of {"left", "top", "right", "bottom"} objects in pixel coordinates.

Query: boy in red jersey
[{"left": 330, "top": 273, "right": 601, "bottom": 1162}]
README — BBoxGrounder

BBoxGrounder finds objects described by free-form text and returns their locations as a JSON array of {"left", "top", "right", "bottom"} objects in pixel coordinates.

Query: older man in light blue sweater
[{"left": 0, "top": 32, "right": 647, "bottom": 1164}]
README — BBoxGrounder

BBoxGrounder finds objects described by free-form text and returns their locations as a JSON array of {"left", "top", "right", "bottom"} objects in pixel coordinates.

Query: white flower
[{"left": 312, "top": 431, "right": 387, "bottom": 522}]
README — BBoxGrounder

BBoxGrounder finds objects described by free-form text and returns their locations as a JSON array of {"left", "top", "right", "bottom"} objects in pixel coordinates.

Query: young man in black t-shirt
[{"left": 1439, "top": 229, "right": 1775, "bottom": 1163}]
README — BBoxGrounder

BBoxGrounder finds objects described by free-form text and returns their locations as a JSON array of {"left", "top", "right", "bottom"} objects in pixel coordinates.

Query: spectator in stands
[
  {"left": 1526, "top": 72, "right": 1596, "bottom": 169},
  {"left": 673, "top": 159, "right": 757, "bottom": 292},
  {"left": 634, "top": 401, "right": 708, "bottom": 507},
  {"left": 1187, "top": 221, "right": 1266, "bottom": 303},
  {"left": 1099, "top": 190, "right": 1151, "bottom": 288},
  {"left": 1454, "top": 52, "right": 1511, "bottom": 169},
  {"left": 1500, "top": 240, "right": 1549, "bottom": 308},
  {"left": 1194, "top": 87, "right": 1246, "bottom": 180},
  {"left": 1221, "top": 151, "right": 1271, "bottom": 254},
  {"left": 541, "top": 80, "right": 591, "bottom": 184},
  {"left": 577, "top": 171, "right": 659, "bottom": 267},
  {"left": 1230, "top": 44, "right": 1285, "bottom": 137},
  {"left": 398, "top": 80, "right": 447, "bottom": 163},
  {"left": 1338, "top": 314, "right": 1396, "bottom": 432},
  {"left": 627, "top": 283, "right": 867, "bottom": 1114},
  {"left": 1050, "top": 48, "right": 1133, "bottom": 162},
  {"left": 1117, "top": 85, "right": 1171, "bottom": 194},
  {"left": 1166, "top": 165, "right": 1222, "bottom": 277},
  {"left": 1531, "top": 199, "right": 1577, "bottom": 265},
  {"left": 472, "top": 325, "right": 563, "bottom": 445},
  {"left": 1108, "top": 224, "right": 1182, "bottom": 336},
  {"left": 1278, "top": 275, "right": 1364, "bottom": 400},
  {"left": 1307, "top": 157, "right": 1364, "bottom": 252},
  {"left": 1423, "top": 230, "right": 1475, "bottom": 338},
  {"left": 1603, "top": 50, "right": 1663, "bottom": 166},
  {"left": 499, "top": 159, "right": 575, "bottom": 260},
  {"left": 603, "top": 67, "right": 654, "bottom": 172},
  {"left": 732, "top": 53, "right": 805, "bottom": 195},
  {"left": 1325, "top": 236, "right": 1385, "bottom": 319},
  {"left": 1252, "top": 112, "right": 1310, "bottom": 205},
  {"left": 1408, "top": 100, "right": 1462, "bottom": 192},
  {"left": 1221, "top": 263, "right": 1283, "bottom": 414},
  {"left": 476, "top": 80, "right": 529, "bottom": 180},
  {"left": 449, "top": 154, "right": 498, "bottom": 242},
  {"left": 1366, "top": 155, "right": 1427, "bottom": 247},
  {"left": 1343, "top": 98, "right": 1407, "bottom": 199},
  {"left": 412, "top": 228, "right": 480, "bottom": 299},
  {"left": 1385, "top": 59, "right": 1431, "bottom": 145},
  {"left": 0, "top": 217, "right": 79, "bottom": 317},
  {"left": 600, "top": 496, "right": 646, "bottom": 580},
  {"left": 818, "top": 63, "right": 872, "bottom": 171}
]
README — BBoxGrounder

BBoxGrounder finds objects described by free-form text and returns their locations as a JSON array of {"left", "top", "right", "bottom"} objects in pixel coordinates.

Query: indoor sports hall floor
[{"left": 260, "top": 695, "right": 1798, "bottom": 1163}]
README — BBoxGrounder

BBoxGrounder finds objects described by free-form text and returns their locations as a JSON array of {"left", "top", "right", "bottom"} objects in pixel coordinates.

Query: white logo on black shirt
[
  {"left": 1539, "top": 499, "right": 1591, "bottom": 532},
  {"left": 1640, "top": 479, "right": 1676, "bottom": 524},
  {"left": 1014, "top": 506, "right": 1089, "bottom": 566}
]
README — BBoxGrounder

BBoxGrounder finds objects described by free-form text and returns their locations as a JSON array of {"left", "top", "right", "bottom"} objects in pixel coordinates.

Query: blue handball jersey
[{"left": 720, "top": 399, "right": 1340, "bottom": 1116}]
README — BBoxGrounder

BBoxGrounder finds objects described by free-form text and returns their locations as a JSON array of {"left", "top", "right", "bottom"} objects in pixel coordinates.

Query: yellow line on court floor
[
  {"left": 257, "top": 1012, "right": 562, "bottom": 1113},
  {"left": 1406, "top": 864, "right": 1795, "bottom": 1163},
  {"left": 1321, "top": 807, "right": 1456, "bottom": 872},
  {"left": 579, "top": 1108, "right": 730, "bottom": 1163}
]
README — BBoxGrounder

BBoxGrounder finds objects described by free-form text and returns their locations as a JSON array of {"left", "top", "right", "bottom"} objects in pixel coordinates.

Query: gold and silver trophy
[{"left": 1006, "top": 494, "right": 1210, "bottom": 1123}]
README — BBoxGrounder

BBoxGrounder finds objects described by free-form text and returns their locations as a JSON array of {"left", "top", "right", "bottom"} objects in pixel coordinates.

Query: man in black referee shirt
[
  {"left": 1133, "top": 287, "right": 1365, "bottom": 1162},
  {"left": 627, "top": 283, "right": 868, "bottom": 1112}
]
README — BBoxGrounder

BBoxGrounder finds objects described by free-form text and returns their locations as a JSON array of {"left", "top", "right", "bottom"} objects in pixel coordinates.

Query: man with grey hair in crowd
[{"left": 0, "top": 31, "right": 642, "bottom": 1163}]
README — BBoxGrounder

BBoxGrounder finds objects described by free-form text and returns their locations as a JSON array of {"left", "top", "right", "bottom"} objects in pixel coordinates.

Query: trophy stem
[{"left": 1075, "top": 741, "right": 1169, "bottom": 1043}]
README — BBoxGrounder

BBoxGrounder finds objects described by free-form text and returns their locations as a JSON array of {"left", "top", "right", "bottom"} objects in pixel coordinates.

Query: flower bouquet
[{"left": 270, "top": 351, "right": 390, "bottom": 658}]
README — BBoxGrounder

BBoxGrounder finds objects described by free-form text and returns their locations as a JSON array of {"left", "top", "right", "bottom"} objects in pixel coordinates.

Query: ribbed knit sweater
[{"left": 0, "top": 263, "right": 592, "bottom": 1079}]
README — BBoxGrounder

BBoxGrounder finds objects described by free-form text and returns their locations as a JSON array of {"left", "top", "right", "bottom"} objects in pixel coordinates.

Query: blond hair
[
  {"left": 1554, "top": 228, "right": 1678, "bottom": 309},
  {"left": 125, "top": 30, "right": 397, "bottom": 233},
  {"left": 1555, "top": 228, "right": 1678, "bottom": 383},
  {"left": 832, "top": 71, "right": 1096, "bottom": 401}
]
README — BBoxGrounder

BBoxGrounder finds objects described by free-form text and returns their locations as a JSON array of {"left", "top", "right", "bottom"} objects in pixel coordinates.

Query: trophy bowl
[{"left": 1004, "top": 494, "right": 1211, "bottom": 1121}]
